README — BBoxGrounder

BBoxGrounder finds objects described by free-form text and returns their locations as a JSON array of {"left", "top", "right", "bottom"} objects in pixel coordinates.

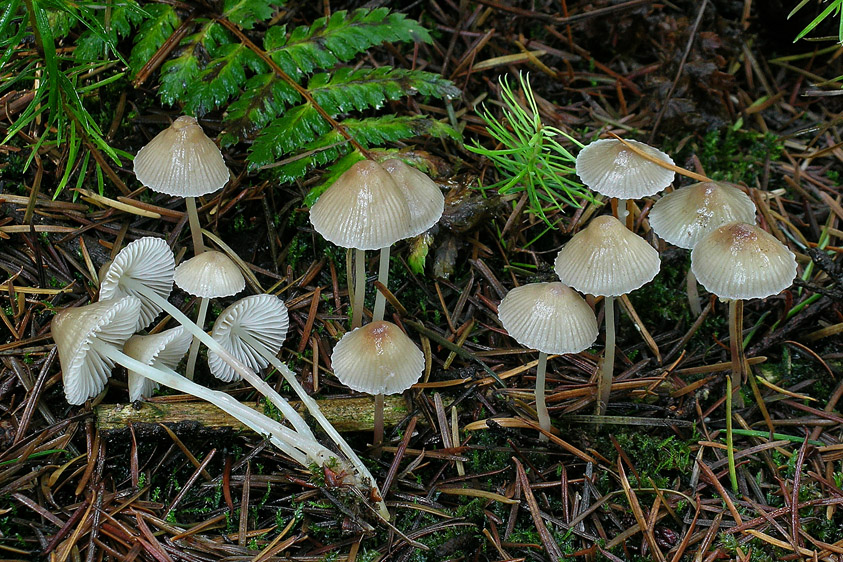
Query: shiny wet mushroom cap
[
  {"left": 174, "top": 250, "right": 245, "bottom": 299},
  {"left": 381, "top": 158, "right": 444, "bottom": 237},
  {"left": 554, "top": 215, "right": 661, "bottom": 297},
  {"left": 575, "top": 138, "right": 675, "bottom": 199},
  {"left": 133, "top": 116, "right": 229, "bottom": 198},
  {"left": 649, "top": 182, "right": 757, "bottom": 250}
]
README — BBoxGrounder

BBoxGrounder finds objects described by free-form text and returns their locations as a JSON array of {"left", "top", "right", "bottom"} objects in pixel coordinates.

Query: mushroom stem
[
  {"left": 617, "top": 198, "right": 629, "bottom": 228},
  {"left": 125, "top": 282, "right": 315, "bottom": 439},
  {"left": 352, "top": 248, "right": 366, "bottom": 329},
  {"left": 185, "top": 196, "right": 205, "bottom": 255},
  {"left": 373, "top": 393, "right": 385, "bottom": 455},
  {"left": 597, "top": 296, "right": 616, "bottom": 416},
  {"left": 91, "top": 339, "right": 326, "bottom": 467},
  {"left": 536, "top": 351, "right": 549, "bottom": 441},
  {"left": 185, "top": 297, "right": 208, "bottom": 380},
  {"left": 728, "top": 299, "right": 746, "bottom": 408},
  {"left": 686, "top": 268, "right": 702, "bottom": 317},
  {"left": 236, "top": 331, "right": 386, "bottom": 510},
  {"left": 373, "top": 246, "right": 390, "bottom": 322}
]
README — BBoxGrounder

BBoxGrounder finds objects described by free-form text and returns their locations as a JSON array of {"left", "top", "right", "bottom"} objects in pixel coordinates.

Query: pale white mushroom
[
  {"left": 125, "top": 327, "right": 192, "bottom": 402},
  {"left": 309, "top": 160, "right": 411, "bottom": 328},
  {"left": 174, "top": 250, "right": 245, "bottom": 379},
  {"left": 554, "top": 215, "right": 660, "bottom": 414},
  {"left": 134, "top": 115, "right": 229, "bottom": 255},
  {"left": 498, "top": 282, "right": 598, "bottom": 438}
]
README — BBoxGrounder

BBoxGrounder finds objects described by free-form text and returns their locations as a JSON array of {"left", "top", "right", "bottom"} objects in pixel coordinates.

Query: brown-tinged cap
[
  {"left": 691, "top": 222, "right": 797, "bottom": 300},
  {"left": 382, "top": 159, "right": 444, "bottom": 236}
]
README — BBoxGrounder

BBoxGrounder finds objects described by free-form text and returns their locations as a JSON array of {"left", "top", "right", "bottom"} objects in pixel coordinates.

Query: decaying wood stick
[{"left": 96, "top": 396, "right": 408, "bottom": 434}]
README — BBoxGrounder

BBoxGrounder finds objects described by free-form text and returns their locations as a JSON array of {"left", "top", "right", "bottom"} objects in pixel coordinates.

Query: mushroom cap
[
  {"left": 99, "top": 237, "right": 175, "bottom": 331},
  {"left": 124, "top": 327, "right": 192, "bottom": 402},
  {"left": 51, "top": 296, "right": 142, "bottom": 405},
  {"left": 208, "top": 294, "right": 289, "bottom": 383},
  {"left": 309, "top": 160, "right": 411, "bottom": 250},
  {"left": 690, "top": 222, "right": 797, "bottom": 300},
  {"left": 133, "top": 115, "right": 230, "bottom": 198},
  {"left": 649, "top": 182, "right": 757, "bottom": 249},
  {"left": 554, "top": 215, "right": 661, "bottom": 297},
  {"left": 382, "top": 159, "right": 444, "bottom": 237},
  {"left": 331, "top": 321, "right": 423, "bottom": 395},
  {"left": 498, "top": 282, "right": 598, "bottom": 355},
  {"left": 575, "top": 138, "right": 675, "bottom": 199},
  {"left": 174, "top": 250, "right": 245, "bottom": 298}
]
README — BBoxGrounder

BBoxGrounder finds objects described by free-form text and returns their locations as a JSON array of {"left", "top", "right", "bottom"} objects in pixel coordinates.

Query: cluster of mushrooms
[{"left": 49, "top": 114, "right": 799, "bottom": 519}]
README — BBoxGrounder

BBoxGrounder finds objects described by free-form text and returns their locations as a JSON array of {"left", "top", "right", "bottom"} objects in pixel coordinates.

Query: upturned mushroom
[
  {"left": 133, "top": 116, "right": 229, "bottom": 256},
  {"left": 554, "top": 215, "right": 660, "bottom": 414},
  {"left": 498, "top": 282, "right": 598, "bottom": 438}
]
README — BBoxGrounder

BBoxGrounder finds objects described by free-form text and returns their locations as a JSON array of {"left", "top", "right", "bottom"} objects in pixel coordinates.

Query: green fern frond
[
  {"left": 223, "top": 0, "right": 277, "bottom": 30},
  {"left": 265, "top": 9, "right": 431, "bottom": 79},
  {"left": 222, "top": 72, "right": 300, "bottom": 142},
  {"left": 128, "top": 4, "right": 178, "bottom": 72},
  {"left": 183, "top": 43, "right": 265, "bottom": 114}
]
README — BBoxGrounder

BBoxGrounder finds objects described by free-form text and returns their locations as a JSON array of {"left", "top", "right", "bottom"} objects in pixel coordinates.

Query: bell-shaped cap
[
  {"left": 691, "top": 222, "right": 797, "bottom": 301},
  {"left": 174, "top": 250, "right": 245, "bottom": 298},
  {"left": 554, "top": 215, "right": 660, "bottom": 297},
  {"left": 382, "top": 159, "right": 444, "bottom": 237},
  {"left": 208, "top": 294, "right": 289, "bottom": 383},
  {"left": 331, "top": 321, "right": 423, "bottom": 395},
  {"left": 498, "top": 282, "right": 598, "bottom": 355},
  {"left": 124, "top": 327, "right": 192, "bottom": 401},
  {"left": 133, "top": 116, "right": 230, "bottom": 198},
  {"left": 576, "top": 138, "right": 675, "bottom": 199},
  {"left": 52, "top": 296, "right": 142, "bottom": 405},
  {"left": 99, "top": 237, "right": 175, "bottom": 331},
  {"left": 649, "top": 182, "right": 757, "bottom": 249},
  {"left": 309, "top": 160, "right": 411, "bottom": 250}
]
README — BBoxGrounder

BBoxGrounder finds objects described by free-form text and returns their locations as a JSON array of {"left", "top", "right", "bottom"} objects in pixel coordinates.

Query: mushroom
[
  {"left": 309, "top": 160, "right": 411, "bottom": 328},
  {"left": 554, "top": 215, "right": 660, "bottom": 414},
  {"left": 133, "top": 116, "right": 229, "bottom": 256},
  {"left": 378, "top": 159, "right": 445, "bottom": 321},
  {"left": 52, "top": 296, "right": 349, "bottom": 472},
  {"left": 208, "top": 294, "right": 383, "bottom": 499},
  {"left": 498, "top": 282, "right": 598, "bottom": 438},
  {"left": 691, "top": 222, "right": 797, "bottom": 402},
  {"left": 173, "top": 250, "right": 246, "bottom": 379},
  {"left": 331, "top": 320, "right": 424, "bottom": 452},
  {"left": 125, "top": 327, "right": 192, "bottom": 401},
  {"left": 575, "top": 138, "right": 674, "bottom": 225}
]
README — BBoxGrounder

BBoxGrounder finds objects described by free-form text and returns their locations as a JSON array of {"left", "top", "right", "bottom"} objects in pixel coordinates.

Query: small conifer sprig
[{"left": 130, "top": 3, "right": 460, "bottom": 188}]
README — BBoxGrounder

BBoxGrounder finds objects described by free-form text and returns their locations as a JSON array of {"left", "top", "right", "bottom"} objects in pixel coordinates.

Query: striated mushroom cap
[
  {"left": 576, "top": 138, "right": 675, "bottom": 199},
  {"left": 649, "top": 182, "right": 757, "bottom": 249},
  {"left": 174, "top": 250, "right": 245, "bottom": 299},
  {"left": 52, "top": 296, "right": 142, "bottom": 405},
  {"left": 99, "top": 237, "right": 175, "bottom": 331},
  {"left": 309, "top": 160, "right": 411, "bottom": 250},
  {"left": 124, "top": 327, "right": 192, "bottom": 402},
  {"left": 382, "top": 159, "right": 444, "bottom": 237},
  {"left": 208, "top": 294, "right": 289, "bottom": 383},
  {"left": 134, "top": 116, "right": 229, "bottom": 198},
  {"left": 498, "top": 282, "right": 598, "bottom": 355},
  {"left": 554, "top": 215, "right": 660, "bottom": 297},
  {"left": 691, "top": 222, "right": 797, "bottom": 301},
  {"left": 331, "top": 321, "right": 423, "bottom": 395}
]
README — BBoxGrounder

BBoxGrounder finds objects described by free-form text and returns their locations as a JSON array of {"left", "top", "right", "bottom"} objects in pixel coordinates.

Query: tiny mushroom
[
  {"left": 554, "top": 215, "right": 660, "bottom": 414},
  {"left": 576, "top": 138, "right": 675, "bottom": 224},
  {"left": 331, "top": 321, "right": 424, "bottom": 452},
  {"left": 310, "top": 160, "right": 411, "bottom": 327},
  {"left": 691, "top": 222, "right": 797, "bottom": 402},
  {"left": 125, "top": 327, "right": 192, "bottom": 402},
  {"left": 134, "top": 115, "right": 230, "bottom": 255},
  {"left": 498, "top": 282, "right": 598, "bottom": 438},
  {"left": 174, "top": 249, "right": 245, "bottom": 379}
]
